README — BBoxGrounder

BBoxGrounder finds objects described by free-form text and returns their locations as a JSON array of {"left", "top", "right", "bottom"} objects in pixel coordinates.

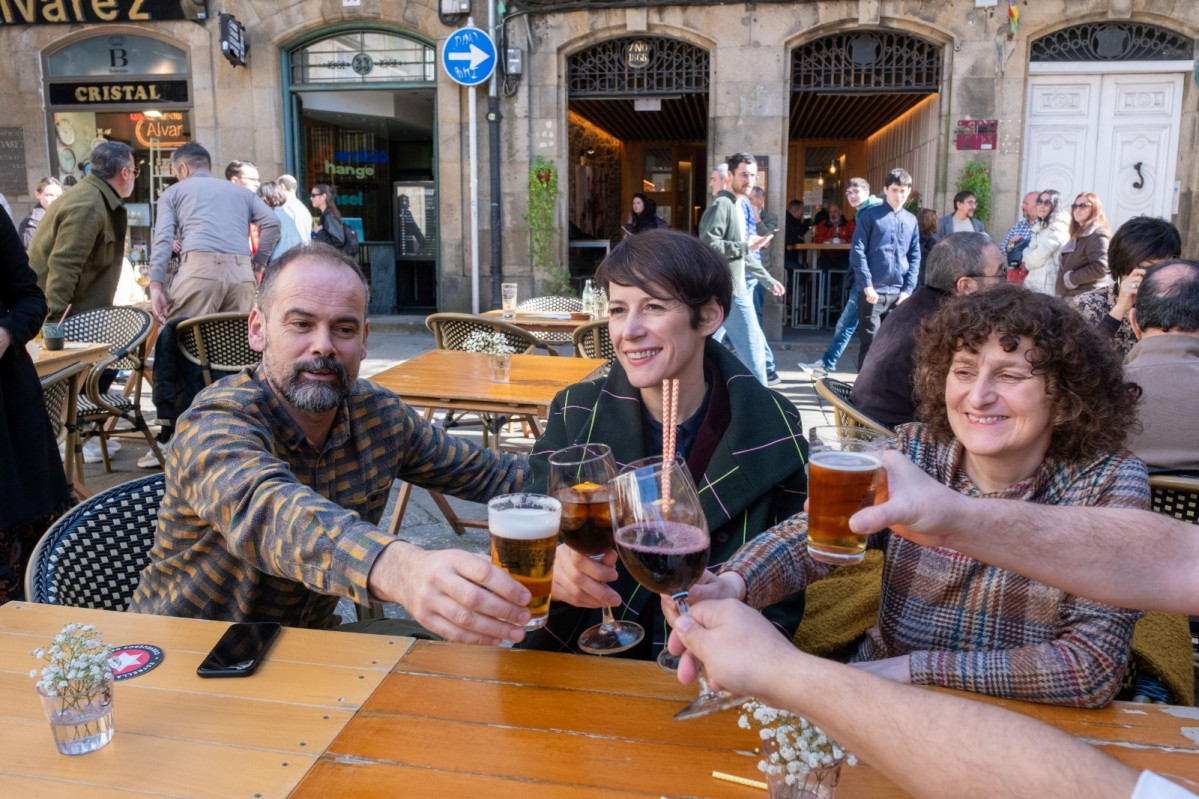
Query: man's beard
[{"left": 266, "top": 353, "right": 350, "bottom": 413}]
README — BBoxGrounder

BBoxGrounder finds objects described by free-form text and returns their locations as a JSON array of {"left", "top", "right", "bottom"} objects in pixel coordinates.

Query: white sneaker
[
  {"left": 798, "top": 360, "right": 828, "bottom": 377},
  {"left": 137, "top": 450, "right": 162, "bottom": 469}
]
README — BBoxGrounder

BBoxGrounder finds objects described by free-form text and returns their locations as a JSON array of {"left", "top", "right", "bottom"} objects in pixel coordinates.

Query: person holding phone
[{"left": 130, "top": 243, "right": 533, "bottom": 645}]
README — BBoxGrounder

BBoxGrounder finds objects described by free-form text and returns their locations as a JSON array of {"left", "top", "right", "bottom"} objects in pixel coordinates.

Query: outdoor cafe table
[
  {"left": 30, "top": 340, "right": 114, "bottom": 499},
  {"left": 3, "top": 603, "right": 1198, "bottom": 797},
  {"left": 369, "top": 349, "right": 606, "bottom": 536},
  {"left": 481, "top": 308, "right": 593, "bottom": 336}
]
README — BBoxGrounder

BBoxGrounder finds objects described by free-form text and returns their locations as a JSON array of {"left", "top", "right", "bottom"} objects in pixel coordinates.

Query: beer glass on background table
[
  {"left": 807, "top": 426, "right": 893, "bottom": 565},
  {"left": 609, "top": 460, "right": 748, "bottom": 720},
  {"left": 501, "top": 283, "right": 519, "bottom": 318},
  {"left": 487, "top": 493, "right": 562, "bottom": 630},
  {"left": 548, "top": 444, "right": 644, "bottom": 655}
]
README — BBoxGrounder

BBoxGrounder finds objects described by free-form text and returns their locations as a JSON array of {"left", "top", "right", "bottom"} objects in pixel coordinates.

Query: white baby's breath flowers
[
  {"left": 30, "top": 623, "right": 112, "bottom": 699},
  {"left": 462, "top": 330, "right": 515, "bottom": 356},
  {"left": 740, "top": 699, "right": 857, "bottom": 789}
]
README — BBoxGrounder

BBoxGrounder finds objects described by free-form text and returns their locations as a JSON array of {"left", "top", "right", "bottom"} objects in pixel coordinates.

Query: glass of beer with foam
[
  {"left": 807, "top": 426, "right": 893, "bottom": 565},
  {"left": 488, "top": 493, "right": 561, "bottom": 629}
]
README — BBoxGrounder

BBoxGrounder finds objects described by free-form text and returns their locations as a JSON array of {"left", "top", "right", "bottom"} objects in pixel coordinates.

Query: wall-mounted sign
[
  {"left": 49, "top": 80, "right": 190, "bottom": 106},
  {"left": 219, "top": 13, "right": 247, "bottom": 68},
  {"left": 0, "top": 0, "right": 207, "bottom": 26},
  {"left": 624, "top": 40, "right": 652, "bottom": 69},
  {"left": 955, "top": 119, "right": 998, "bottom": 150},
  {"left": 130, "top": 111, "right": 188, "bottom": 147},
  {"left": 0, "top": 127, "right": 27, "bottom": 200}
]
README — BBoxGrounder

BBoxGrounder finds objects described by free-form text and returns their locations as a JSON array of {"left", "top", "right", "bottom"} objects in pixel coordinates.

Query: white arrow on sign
[{"left": 448, "top": 42, "right": 491, "bottom": 70}]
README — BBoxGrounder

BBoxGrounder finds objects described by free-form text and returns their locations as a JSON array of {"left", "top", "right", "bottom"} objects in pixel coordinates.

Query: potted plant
[
  {"left": 955, "top": 161, "right": 992, "bottom": 225},
  {"left": 740, "top": 699, "right": 855, "bottom": 798},
  {"left": 30, "top": 623, "right": 115, "bottom": 755},
  {"left": 463, "top": 329, "right": 516, "bottom": 383},
  {"left": 523, "top": 156, "right": 572, "bottom": 296}
]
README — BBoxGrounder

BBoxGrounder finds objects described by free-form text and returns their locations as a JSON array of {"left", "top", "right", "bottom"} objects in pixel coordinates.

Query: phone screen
[{"left": 196, "top": 622, "right": 281, "bottom": 678}]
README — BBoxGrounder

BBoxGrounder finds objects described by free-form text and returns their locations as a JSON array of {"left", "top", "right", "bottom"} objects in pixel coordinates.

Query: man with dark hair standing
[
  {"left": 698, "top": 152, "right": 780, "bottom": 385},
  {"left": 29, "top": 141, "right": 137, "bottom": 321},
  {"left": 224, "top": 160, "right": 261, "bottom": 191},
  {"left": 851, "top": 233, "right": 1006, "bottom": 427},
  {"left": 1124, "top": 259, "right": 1199, "bottom": 471},
  {"left": 131, "top": 243, "right": 534, "bottom": 642},
  {"left": 849, "top": 167, "right": 920, "bottom": 368},
  {"left": 148, "top": 142, "right": 280, "bottom": 325}
]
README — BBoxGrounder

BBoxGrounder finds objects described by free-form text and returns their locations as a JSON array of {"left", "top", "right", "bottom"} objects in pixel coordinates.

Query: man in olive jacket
[{"left": 29, "top": 141, "right": 136, "bottom": 322}]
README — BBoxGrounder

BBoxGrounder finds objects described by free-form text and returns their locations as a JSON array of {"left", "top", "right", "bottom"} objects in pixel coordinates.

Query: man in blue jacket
[{"left": 849, "top": 168, "right": 920, "bottom": 368}]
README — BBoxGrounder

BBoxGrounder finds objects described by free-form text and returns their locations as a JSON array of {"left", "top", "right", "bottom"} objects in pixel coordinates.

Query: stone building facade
[{"left": 1, "top": 0, "right": 1196, "bottom": 331}]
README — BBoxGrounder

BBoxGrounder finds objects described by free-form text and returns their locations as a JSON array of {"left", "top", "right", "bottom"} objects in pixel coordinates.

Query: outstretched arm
[
  {"left": 850, "top": 451, "right": 1199, "bottom": 615},
  {"left": 669, "top": 599, "right": 1142, "bottom": 799}
]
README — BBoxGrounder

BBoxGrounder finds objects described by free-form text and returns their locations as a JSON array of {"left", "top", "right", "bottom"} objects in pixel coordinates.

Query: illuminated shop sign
[
  {"left": 130, "top": 111, "right": 187, "bottom": 147},
  {"left": 49, "top": 80, "right": 189, "bottom": 106},
  {"left": 0, "top": 0, "right": 207, "bottom": 26}
]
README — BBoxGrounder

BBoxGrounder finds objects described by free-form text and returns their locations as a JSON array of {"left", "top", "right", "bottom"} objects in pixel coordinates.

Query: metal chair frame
[
  {"left": 61, "top": 306, "right": 163, "bottom": 471},
  {"left": 174, "top": 312, "right": 260, "bottom": 386},
  {"left": 572, "top": 319, "right": 615, "bottom": 361},
  {"left": 814, "top": 376, "right": 893, "bottom": 436}
]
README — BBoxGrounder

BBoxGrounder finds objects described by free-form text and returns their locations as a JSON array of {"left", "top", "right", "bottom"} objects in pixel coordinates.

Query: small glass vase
[
  {"left": 764, "top": 758, "right": 843, "bottom": 799},
  {"left": 37, "top": 675, "right": 115, "bottom": 756},
  {"left": 488, "top": 353, "right": 512, "bottom": 383}
]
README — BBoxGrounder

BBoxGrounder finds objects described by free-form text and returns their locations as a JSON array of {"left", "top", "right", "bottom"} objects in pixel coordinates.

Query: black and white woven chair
[
  {"left": 61, "top": 306, "right": 162, "bottom": 471},
  {"left": 814, "top": 377, "right": 893, "bottom": 436},
  {"left": 572, "top": 319, "right": 615, "bottom": 362},
  {"left": 517, "top": 295, "right": 584, "bottom": 345},
  {"left": 24, "top": 473, "right": 165, "bottom": 610},
  {"left": 174, "top": 312, "right": 260, "bottom": 386},
  {"left": 39, "top": 360, "right": 90, "bottom": 488}
]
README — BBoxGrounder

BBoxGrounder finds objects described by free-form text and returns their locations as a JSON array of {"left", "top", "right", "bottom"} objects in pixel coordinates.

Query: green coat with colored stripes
[{"left": 523, "top": 339, "right": 809, "bottom": 659}]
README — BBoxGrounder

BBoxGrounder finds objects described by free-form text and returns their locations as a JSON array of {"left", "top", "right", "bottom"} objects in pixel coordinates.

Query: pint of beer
[
  {"left": 487, "top": 493, "right": 561, "bottom": 629},
  {"left": 806, "top": 426, "right": 893, "bottom": 565}
]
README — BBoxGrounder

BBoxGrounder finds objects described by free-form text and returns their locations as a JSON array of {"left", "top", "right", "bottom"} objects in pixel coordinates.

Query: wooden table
[
  {"left": 3, "top": 604, "right": 1197, "bottom": 797},
  {"left": 481, "top": 308, "right": 593, "bottom": 336},
  {"left": 0, "top": 602, "right": 410, "bottom": 797},
  {"left": 295, "top": 640, "right": 1199, "bottom": 797},
  {"left": 30, "top": 341, "right": 112, "bottom": 499},
  {"left": 370, "top": 350, "right": 606, "bottom": 535}
]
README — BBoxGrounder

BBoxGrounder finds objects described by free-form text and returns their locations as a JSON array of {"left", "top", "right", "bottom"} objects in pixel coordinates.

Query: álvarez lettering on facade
[
  {"left": 0, "top": 0, "right": 207, "bottom": 26},
  {"left": 49, "top": 80, "right": 189, "bottom": 106}
]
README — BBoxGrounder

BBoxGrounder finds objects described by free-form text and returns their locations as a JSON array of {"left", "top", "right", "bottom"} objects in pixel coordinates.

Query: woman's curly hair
[{"left": 914, "top": 285, "right": 1141, "bottom": 464}]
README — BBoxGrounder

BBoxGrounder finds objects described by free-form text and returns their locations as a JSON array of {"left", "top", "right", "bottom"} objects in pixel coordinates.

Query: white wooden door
[{"left": 1023, "top": 72, "right": 1182, "bottom": 229}]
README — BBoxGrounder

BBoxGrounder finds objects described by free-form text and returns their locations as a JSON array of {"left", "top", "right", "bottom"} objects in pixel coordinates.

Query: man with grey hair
[
  {"left": 850, "top": 232, "right": 1005, "bottom": 426},
  {"left": 148, "top": 142, "right": 279, "bottom": 324},
  {"left": 131, "top": 242, "right": 535, "bottom": 643},
  {"left": 276, "top": 173, "right": 314, "bottom": 244},
  {"left": 29, "top": 140, "right": 137, "bottom": 321},
  {"left": 1123, "top": 259, "right": 1199, "bottom": 471}
]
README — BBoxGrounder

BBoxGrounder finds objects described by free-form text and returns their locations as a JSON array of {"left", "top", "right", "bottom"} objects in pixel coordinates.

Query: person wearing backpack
[{"left": 311, "top": 184, "right": 358, "bottom": 257}]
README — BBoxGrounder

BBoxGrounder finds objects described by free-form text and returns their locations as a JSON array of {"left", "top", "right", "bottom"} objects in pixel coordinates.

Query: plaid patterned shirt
[
  {"left": 725, "top": 423, "right": 1149, "bottom": 708},
  {"left": 1001, "top": 217, "right": 1034, "bottom": 253},
  {"left": 130, "top": 366, "right": 528, "bottom": 628}
]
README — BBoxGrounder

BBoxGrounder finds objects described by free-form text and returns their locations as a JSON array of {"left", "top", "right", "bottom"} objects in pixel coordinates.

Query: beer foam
[
  {"left": 490, "top": 507, "right": 560, "bottom": 540},
  {"left": 810, "top": 451, "right": 881, "bottom": 471}
]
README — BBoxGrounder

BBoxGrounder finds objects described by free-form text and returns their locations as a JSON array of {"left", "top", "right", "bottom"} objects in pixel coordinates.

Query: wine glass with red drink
[
  {"left": 548, "top": 444, "right": 644, "bottom": 654},
  {"left": 608, "top": 459, "right": 749, "bottom": 720}
]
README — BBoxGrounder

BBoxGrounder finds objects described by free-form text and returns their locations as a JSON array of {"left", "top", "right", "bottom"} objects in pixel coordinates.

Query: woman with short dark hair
[
  {"left": 523, "top": 228, "right": 809, "bottom": 661},
  {"left": 691, "top": 286, "right": 1149, "bottom": 708},
  {"left": 17, "top": 176, "right": 63, "bottom": 249}
]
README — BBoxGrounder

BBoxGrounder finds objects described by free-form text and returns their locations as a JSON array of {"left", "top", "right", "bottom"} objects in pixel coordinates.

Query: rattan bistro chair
[
  {"left": 572, "top": 318, "right": 615, "bottom": 362},
  {"left": 24, "top": 473, "right": 165, "bottom": 610},
  {"left": 60, "top": 306, "right": 162, "bottom": 471},
  {"left": 175, "top": 312, "right": 260, "bottom": 386},
  {"left": 814, "top": 377, "right": 893, "bottom": 436},
  {"left": 517, "top": 295, "right": 584, "bottom": 345},
  {"left": 1149, "top": 474, "right": 1199, "bottom": 525},
  {"left": 40, "top": 360, "right": 90, "bottom": 489}
]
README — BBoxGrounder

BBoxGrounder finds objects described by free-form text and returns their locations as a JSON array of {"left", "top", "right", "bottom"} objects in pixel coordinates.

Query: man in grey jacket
[{"left": 698, "top": 153, "right": 781, "bottom": 384}]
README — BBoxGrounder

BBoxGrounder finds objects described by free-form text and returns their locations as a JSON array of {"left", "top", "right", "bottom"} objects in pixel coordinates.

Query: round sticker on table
[{"left": 108, "top": 644, "right": 164, "bottom": 681}]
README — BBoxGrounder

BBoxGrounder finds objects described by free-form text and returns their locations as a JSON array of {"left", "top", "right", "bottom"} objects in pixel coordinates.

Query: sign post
[{"left": 442, "top": 23, "right": 496, "bottom": 314}]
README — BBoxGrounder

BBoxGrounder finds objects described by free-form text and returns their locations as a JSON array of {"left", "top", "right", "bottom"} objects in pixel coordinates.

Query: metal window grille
[
  {"left": 568, "top": 36, "right": 709, "bottom": 98},
  {"left": 290, "top": 31, "right": 435, "bottom": 85},
  {"left": 1030, "top": 22, "right": 1193, "bottom": 62},
  {"left": 791, "top": 31, "right": 941, "bottom": 94}
]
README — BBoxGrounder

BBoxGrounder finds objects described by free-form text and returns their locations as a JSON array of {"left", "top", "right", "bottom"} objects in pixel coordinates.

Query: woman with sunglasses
[
  {"left": 310, "top": 184, "right": 347, "bottom": 251},
  {"left": 1022, "top": 190, "right": 1070, "bottom": 295},
  {"left": 1055, "top": 192, "right": 1111, "bottom": 298}
]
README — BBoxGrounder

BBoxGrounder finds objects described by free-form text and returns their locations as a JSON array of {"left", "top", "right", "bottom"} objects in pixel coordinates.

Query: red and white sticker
[{"left": 108, "top": 644, "right": 165, "bottom": 681}]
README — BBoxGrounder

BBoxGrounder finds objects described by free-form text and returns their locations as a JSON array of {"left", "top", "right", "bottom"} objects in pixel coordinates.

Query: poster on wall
[{"left": 0, "top": 127, "right": 26, "bottom": 200}]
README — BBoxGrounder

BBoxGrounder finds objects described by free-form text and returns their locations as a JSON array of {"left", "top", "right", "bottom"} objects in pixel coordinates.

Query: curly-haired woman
[{"left": 683, "top": 285, "right": 1149, "bottom": 708}]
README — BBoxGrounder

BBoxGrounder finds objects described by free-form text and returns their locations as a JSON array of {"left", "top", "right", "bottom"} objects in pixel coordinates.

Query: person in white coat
[{"left": 1022, "top": 189, "right": 1070, "bottom": 295}]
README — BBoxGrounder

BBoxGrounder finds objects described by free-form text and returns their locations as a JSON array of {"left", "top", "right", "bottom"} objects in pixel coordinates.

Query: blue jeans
[
  {"left": 722, "top": 289, "right": 768, "bottom": 384},
  {"left": 746, "top": 276, "right": 776, "bottom": 375},
  {"left": 821, "top": 292, "right": 858, "bottom": 370}
]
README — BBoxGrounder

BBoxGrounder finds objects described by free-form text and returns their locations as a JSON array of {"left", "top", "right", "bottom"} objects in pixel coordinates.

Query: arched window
[
  {"left": 1031, "top": 22, "right": 1193, "bottom": 63},
  {"left": 289, "top": 31, "right": 435, "bottom": 85}
]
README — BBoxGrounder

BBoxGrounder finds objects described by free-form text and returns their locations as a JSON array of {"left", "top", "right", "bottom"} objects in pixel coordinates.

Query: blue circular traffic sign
[{"left": 442, "top": 27, "right": 497, "bottom": 87}]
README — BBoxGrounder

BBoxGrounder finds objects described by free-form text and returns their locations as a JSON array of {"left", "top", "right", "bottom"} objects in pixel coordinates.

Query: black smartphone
[{"left": 196, "top": 622, "right": 281, "bottom": 678}]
